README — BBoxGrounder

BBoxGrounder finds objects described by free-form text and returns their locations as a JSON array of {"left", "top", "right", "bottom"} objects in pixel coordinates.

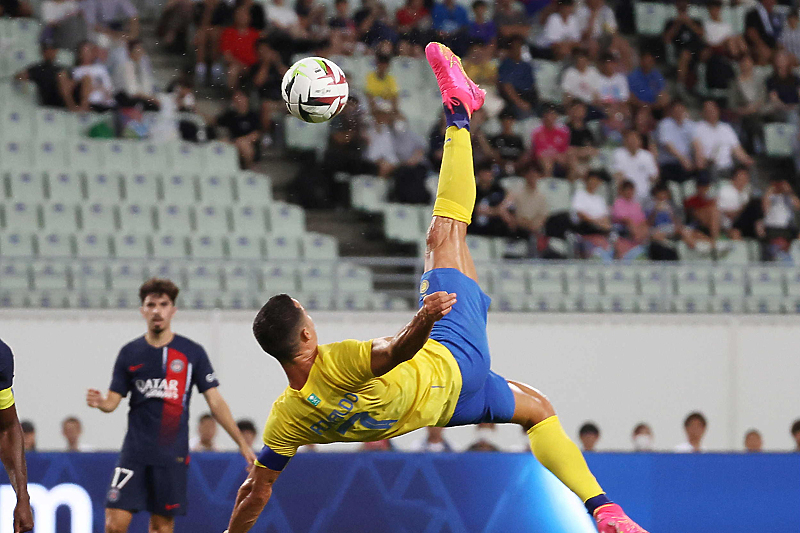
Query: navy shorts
[
  {"left": 106, "top": 458, "right": 188, "bottom": 516},
  {"left": 419, "top": 268, "right": 516, "bottom": 426}
]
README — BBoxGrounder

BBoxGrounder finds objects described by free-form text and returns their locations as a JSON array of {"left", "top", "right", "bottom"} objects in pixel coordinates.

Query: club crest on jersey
[
  {"left": 307, "top": 393, "right": 321, "bottom": 406},
  {"left": 108, "top": 488, "right": 120, "bottom": 502},
  {"left": 419, "top": 280, "right": 429, "bottom": 295},
  {"left": 170, "top": 359, "right": 184, "bottom": 373},
  {"left": 136, "top": 378, "right": 180, "bottom": 400}
]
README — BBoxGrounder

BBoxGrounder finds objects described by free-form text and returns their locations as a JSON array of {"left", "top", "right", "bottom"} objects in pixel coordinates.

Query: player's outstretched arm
[
  {"left": 86, "top": 389, "right": 122, "bottom": 413},
  {"left": 203, "top": 388, "right": 258, "bottom": 467},
  {"left": 0, "top": 404, "right": 33, "bottom": 532},
  {"left": 226, "top": 465, "right": 281, "bottom": 533},
  {"left": 370, "top": 291, "right": 457, "bottom": 377}
]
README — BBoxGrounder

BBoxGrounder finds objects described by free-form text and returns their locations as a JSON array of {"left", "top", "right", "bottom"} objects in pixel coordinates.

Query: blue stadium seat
[
  {"left": 162, "top": 174, "right": 198, "bottom": 205},
  {"left": 47, "top": 172, "right": 84, "bottom": 203},
  {"left": 122, "top": 173, "right": 160, "bottom": 203},
  {"left": 6, "top": 172, "right": 45, "bottom": 201},
  {"left": 75, "top": 233, "right": 112, "bottom": 258},
  {"left": 42, "top": 202, "right": 79, "bottom": 232},
  {"left": 38, "top": 232, "right": 74, "bottom": 258},
  {"left": 119, "top": 204, "right": 155, "bottom": 234},
  {"left": 0, "top": 233, "right": 34, "bottom": 257},
  {"left": 81, "top": 203, "right": 117, "bottom": 232},
  {"left": 194, "top": 205, "right": 230, "bottom": 235},
  {"left": 231, "top": 205, "right": 267, "bottom": 236},
  {"left": 188, "top": 235, "right": 226, "bottom": 259},
  {"left": 198, "top": 175, "right": 236, "bottom": 206},
  {"left": 85, "top": 173, "right": 122, "bottom": 203}
]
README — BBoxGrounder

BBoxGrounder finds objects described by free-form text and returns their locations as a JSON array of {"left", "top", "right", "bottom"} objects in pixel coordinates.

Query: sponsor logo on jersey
[
  {"left": 307, "top": 393, "right": 321, "bottom": 406},
  {"left": 128, "top": 364, "right": 144, "bottom": 372},
  {"left": 170, "top": 359, "right": 184, "bottom": 373},
  {"left": 107, "top": 488, "right": 120, "bottom": 502},
  {"left": 135, "top": 378, "right": 180, "bottom": 400},
  {"left": 205, "top": 372, "right": 216, "bottom": 383}
]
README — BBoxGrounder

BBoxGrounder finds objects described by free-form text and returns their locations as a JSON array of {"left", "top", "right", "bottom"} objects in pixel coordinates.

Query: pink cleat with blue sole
[
  {"left": 594, "top": 504, "right": 650, "bottom": 533},
  {"left": 425, "top": 42, "right": 485, "bottom": 117}
]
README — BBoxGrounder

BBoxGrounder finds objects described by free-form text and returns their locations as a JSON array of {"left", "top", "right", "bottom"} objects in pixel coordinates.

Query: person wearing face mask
[{"left": 631, "top": 423, "right": 654, "bottom": 452}]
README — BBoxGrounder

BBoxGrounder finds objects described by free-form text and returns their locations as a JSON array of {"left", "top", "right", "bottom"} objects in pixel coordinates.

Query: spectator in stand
[
  {"left": 766, "top": 50, "right": 800, "bottom": 122},
  {"left": 571, "top": 171, "right": 613, "bottom": 260},
  {"left": 362, "top": 439, "right": 394, "bottom": 451},
  {"left": 490, "top": 110, "right": 525, "bottom": 175},
  {"left": 194, "top": 0, "right": 233, "bottom": 86},
  {"left": 41, "top": 0, "right": 87, "bottom": 50},
  {"left": 329, "top": 0, "right": 356, "bottom": 34},
  {"left": 612, "top": 130, "right": 658, "bottom": 203},
  {"left": 157, "top": 0, "right": 195, "bottom": 52},
  {"left": 703, "top": 0, "right": 747, "bottom": 59},
  {"left": 511, "top": 163, "right": 550, "bottom": 247},
  {"left": 561, "top": 48, "right": 602, "bottom": 110},
  {"left": 534, "top": 0, "right": 580, "bottom": 61},
  {"left": 365, "top": 54, "right": 399, "bottom": 113},
  {"left": 634, "top": 107, "right": 658, "bottom": 160},
  {"left": 718, "top": 166, "right": 764, "bottom": 240},
  {"left": 779, "top": 10, "right": 800, "bottom": 65},
  {"left": 220, "top": 6, "right": 261, "bottom": 90},
  {"left": 62, "top": 416, "right": 92, "bottom": 452},
  {"left": 72, "top": 40, "right": 117, "bottom": 110},
  {"left": 16, "top": 40, "right": 84, "bottom": 111},
  {"left": 498, "top": 37, "right": 537, "bottom": 117},
  {"left": 632, "top": 423, "right": 654, "bottom": 451},
  {"left": 388, "top": 117, "right": 430, "bottom": 204},
  {"left": 215, "top": 89, "right": 263, "bottom": 168},
  {"left": 365, "top": 101, "right": 400, "bottom": 177},
  {"left": 745, "top": 0, "right": 782, "bottom": 65},
  {"left": 596, "top": 52, "right": 630, "bottom": 135},
  {"left": 115, "top": 39, "right": 159, "bottom": 110},
  {"left": 324, "top": 95, "right": 377, "bottom": 199},
  {"left": 268, "top": 0, "right": 301, "bottom": 33},
  {"left": 628, "top": 48, "right": 670, "bottom": 115},
  {"left": 762, "top": 179, "right": 800, "bottom": 261},
  {"left": 566, "top": 100, "right": 598, "bottom": 180},
  {"left": 675, "top": 411, "right": 707, "bottom": 453},
  {"left": 612, "top": 180, "right": 648, "bottom": 260},
  {"left": 744, "top": 429, "right": 763, "bottom": 452},
  {"left": 470, "top": 162, "right": 515, "bottom": 236},
  {"left": 190, "top": 413, "right": 219, "bottom": 452},
  {"left": 531, "top": 104, "right": 571, "bottom": 179},
  {"left": 428, "top": 114, "right": 447, "bottom": 170},
  {"left": 578, "top": 422, "right": 600, "bottom": 452},
  {"left": 410, "top": 427, "right": 453, "bottom": 452},
  {"left": 575, "top": 0, "right": 631, "bottom": 69},
  {"left": 21, "top": 421, "right": 36, "bottom": 453},
  {"left": 236, "top": 419, "right": 258, "bottom": 450},
  {"left": 732, "top": 54, "right": 770, "bottom": 154},
  {"left": 657, "top": 100, "right": 696, "bottom": 183},
  {"left": 0, "top": 0, "right": 31, "bottom": 16},
  {"left": 354, "top": 2, "right": 397, "bottom": 47},
  {"left": 463, "top": 42, "right": 502, "bottom": 116},
  {"left": 493, "top": 0, "right": 527, "bottom": 40},
  {"left": 647, "top": 183, "right": 684, "bottom": 261},
  {"left": 431, "top": 0, "right": 469, "bottom": 47},
  {"left": 81, "top": 0, "right": 139, "bottom": 60},
  {"left": 246, "top": 39, "right": 287, "bottom": 146},
  {"left": 684, "top": 174, "right": 721, "bottom": 244},
  {"left": 469, "top": 0, "right": 497, "bottom": 44},
  {"left": 662, "top": 0, "right": 704, "bottom": 90},
  {"left": 396, "top": 0, "right": 429, "bottom": 36},
  {"left": 467, "top": 423, "right": 502, "bottom": 452},
  {"left": 693, "top": 99, "right": 753, "bottom": 179},
  {"left": 792, "top": 419, "right": 800, "bottom": 451}
]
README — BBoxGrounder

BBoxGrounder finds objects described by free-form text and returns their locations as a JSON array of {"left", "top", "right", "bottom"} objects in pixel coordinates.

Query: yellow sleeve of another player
[
  {"left": 0, "top": 388, "right": 14, "bottom": 410},
  {"left": 321, "top": 339, "right": 373, "bottom": 387}
]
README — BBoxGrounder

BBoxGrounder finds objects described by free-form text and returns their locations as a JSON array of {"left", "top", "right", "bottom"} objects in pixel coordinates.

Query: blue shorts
[
  {"left": 419, "top": 268, "right": 516, "bottom": 426},
  {"left": 106, "top": 458, "right": 188, "bottom": 516}
]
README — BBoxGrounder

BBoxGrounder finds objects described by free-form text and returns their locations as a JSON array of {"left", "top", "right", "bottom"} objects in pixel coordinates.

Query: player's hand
[
  {"left": 240, "top": 446, "right": 257, "bottom": 472},
  {"left": 420, "top": 291, "right": 457, "bottom": 322},
  {"left": 86, "top": 388, "right": 104, "bottom": 409},
  {"left": 14, "top": 498, "right": 33, "bottom": 533}
]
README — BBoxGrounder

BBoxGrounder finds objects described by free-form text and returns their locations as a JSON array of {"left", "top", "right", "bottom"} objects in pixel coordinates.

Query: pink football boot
[
  {"left": 425, "top": 42, "right": 485, "bottom": 116},
  {"left": 594, "top": 504, "right": 650, "bottom": 533}
]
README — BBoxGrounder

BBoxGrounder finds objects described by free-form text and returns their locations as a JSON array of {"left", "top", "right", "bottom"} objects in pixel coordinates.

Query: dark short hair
[
  {"left": 708, "top": 0, "right": 723, "bottom": 7},
  {"left": 633, "top": 423, "right": 650, "bottom": 435},
  {"left": 587, "top": 169, "right": 607, "bottom": 182},
  {"left": 21, "top": 420, "right": 35, "bottom": 433},
  {"left": 791, "top": 419, "right": 800, "bottom": 435},
  {"left": 600, "top": 51, "right": 616, "bottom": 63},
  {"left": 684, "top": 412, "right": 707, "bottom": 428},
  {"left": 579, "top": 422, "right": 600, "bottom": 436},
  {"left": 732, "top": 164, "right": 749, "bottom": 176},
  {"left": 139, "top": 278, "right": 179, "bottom": 304},
  {"left": 620, "top": 179, "right": 635, "bottom": 191},
  {"left": 651, "top": 182, "right": 670, "bottom": 197},
  {"left": 199, "top": 413, "right": 214, "bottom": 423},
  {"left": 253, "top": 294, "right": 306, "bottom": 362},
  {"left": 574, "top": 47, "right": 589, "bottom": 58},
  {"left": 237, "top": 419, "right": 257, "bottom": 433},
  {"left": 475, "top": 160, "right": 494, "bottom": 174},
  {"left": 472, "top": 0, "right": 487, "bottom": 9},
  {"left": 520, "top": 161, "right": 542, "bottom": 175},
  {"left": 376, "top": 53, "right": 391, "bottom": 64},
  {"left": 745, "top": 428, "right": 761, "bottom": 438},
  {"left": 128, "top": 39, "right": 143, "bottom": 54},
  {"left": 62, "top": 416, "right": 81, "bottom": 427}
]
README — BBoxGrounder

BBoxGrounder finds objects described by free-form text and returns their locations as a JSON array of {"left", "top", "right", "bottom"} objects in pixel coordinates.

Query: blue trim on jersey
[{"left": 257, "top": 445, "right": 291, "bottom": 471}]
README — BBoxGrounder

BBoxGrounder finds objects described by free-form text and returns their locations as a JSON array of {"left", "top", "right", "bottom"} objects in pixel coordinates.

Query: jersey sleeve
[
  {"left": 109, "top": 347, "right": 130, "bottom": 397},
  {"left": 192, "top": 345, "right": 219, "bottom": 393},
  {"left": 322, "top": 339, "right": 374, "bottom": 388},
  {"left": 259, "top": 402, "right": 300, "bottom": 466},
  {"left": 0, "top": 341, "right": 15, "bottom": 410}
]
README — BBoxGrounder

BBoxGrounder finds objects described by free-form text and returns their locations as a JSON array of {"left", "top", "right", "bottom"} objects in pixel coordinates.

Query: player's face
[{"left": 140, "top": 294, "right": 177, "bottom": 334}]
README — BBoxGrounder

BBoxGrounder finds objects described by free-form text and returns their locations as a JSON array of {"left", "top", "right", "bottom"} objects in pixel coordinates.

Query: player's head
[
  {"left": 683, "top": 411, "right": 707, "bottom": 440},
  {"left": 253, "top": 294, "right": 317, "bottom": 363},
  {"left": 578, "top": 422, "right": 600, "bottom": 451},
  {"left": 139, "top": 278, "right": 179, "bottom": 335},
  {"left": 237, "top": 419, "right": 258, "bottom": 448}
]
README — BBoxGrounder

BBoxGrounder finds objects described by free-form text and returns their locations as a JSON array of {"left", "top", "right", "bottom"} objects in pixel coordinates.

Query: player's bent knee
[{"left": 508, "top": 380, "right": 556, "bottom": 429}]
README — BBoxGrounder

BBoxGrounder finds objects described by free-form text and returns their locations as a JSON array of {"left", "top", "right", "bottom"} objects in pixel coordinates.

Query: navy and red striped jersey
[{"left": 110, "top": 335, "right": 219, "bottom": 465}]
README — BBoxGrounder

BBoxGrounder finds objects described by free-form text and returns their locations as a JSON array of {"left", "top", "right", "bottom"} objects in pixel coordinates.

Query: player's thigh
[
  {"left": 105, "top": 508, "right": 133, "bottom": 533},
  {"left": 148, "top": 463, "right": 189, "bottom": 517},
  {"left": 424, "top": 216, "right": 478, "bottom": 282},
  {"left": 507, "top": 380, "right": 556, "bottom": 431},
  {"left": 149, "top": 514, "right": 175, "bottom": 533},
  {"left": 106, "top": 461, "right": 147, "bottom": 516}
]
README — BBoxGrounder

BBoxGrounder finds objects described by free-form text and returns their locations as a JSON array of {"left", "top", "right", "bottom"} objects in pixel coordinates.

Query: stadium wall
[{"left": 3, "top": 310, "right": 799, "bottom": 452}]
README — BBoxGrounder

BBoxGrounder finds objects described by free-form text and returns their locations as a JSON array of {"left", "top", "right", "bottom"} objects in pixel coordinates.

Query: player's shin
[
  {"left": 527, "top": 415, "right": 612, "bottom": 516},
  {"left": 432, "top": 111, "right": 476, "bottom": 225}
]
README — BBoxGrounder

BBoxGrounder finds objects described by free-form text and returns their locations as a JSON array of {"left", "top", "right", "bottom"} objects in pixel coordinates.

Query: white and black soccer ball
[{"left": 281, "top": 57, "right": 349, "bottom": 123}]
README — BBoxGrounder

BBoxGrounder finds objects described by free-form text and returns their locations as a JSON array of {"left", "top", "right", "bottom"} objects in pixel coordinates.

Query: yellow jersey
[
  {"left": 261, "top": 338, "right": 462, "bottom": 458},
  {"left": 364, "top": 72, "right": 399, "bottom": 101}
]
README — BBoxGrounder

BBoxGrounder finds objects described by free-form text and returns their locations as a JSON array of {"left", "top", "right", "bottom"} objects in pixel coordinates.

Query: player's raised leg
[
  {"left": 509, "top": 380, "right": 649, "bottom": 533},
  {"left": 424, "top": 42, "right": 485, "bottom": 280}
]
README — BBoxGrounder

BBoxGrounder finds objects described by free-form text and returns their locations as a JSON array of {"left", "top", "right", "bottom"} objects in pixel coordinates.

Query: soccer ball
[{"left": 281, "top": 57, "right": 349, "bottom": 123}]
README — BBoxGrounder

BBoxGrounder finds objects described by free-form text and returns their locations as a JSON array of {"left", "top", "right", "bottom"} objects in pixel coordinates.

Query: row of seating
[
  {"left": 0, "top": 138, "right": 239, "bottom": 174},
  {"left": 2, "top": 172, "right": 273, "bottom": 205},
  {"left": 634, "top": 2, "right": 787, "bottom": 37},
  {"left": 0, "top": 231, "right": 328, "bottom": 260}
]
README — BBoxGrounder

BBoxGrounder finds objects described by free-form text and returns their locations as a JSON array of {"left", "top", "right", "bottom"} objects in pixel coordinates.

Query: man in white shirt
[
  {"left": 574, "top": 0, "right": 633, "bottom": 69},
  {"left": 693, "top": 99, "right": 753, "bottom": 177},
  {"left": 717, "top": 166, "right": 754, "bottom": 237},
  {"left": 267, "top": 0, "right": 300, "bottom": 30},
  {"left": 560, "top": 48, "right": 601, "bottom": 106},
  {"left": 536, "top": 0, "right": 581, "bottom": 60},
  {"left": 612, "top": 130, "right": 658, "bottom": 202},
  {"left": 190, "top": 413, "right": 219, "bottom": 452},
  {"left": 675, "top": 412, "right": 707, "bottom": 453},
  {"left": 596, "top": 52, "right": 629, "bottom": 104},
  {"left": 62, "top": 416, "right": 95, "bottom": 452},
  {"left": 657, "top": 100, "right": 696, "bottom": 182}
]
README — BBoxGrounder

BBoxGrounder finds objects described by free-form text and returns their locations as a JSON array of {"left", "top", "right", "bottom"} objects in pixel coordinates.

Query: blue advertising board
[{"left": 2, "top": 452, "right": 798, "bottom": 532}]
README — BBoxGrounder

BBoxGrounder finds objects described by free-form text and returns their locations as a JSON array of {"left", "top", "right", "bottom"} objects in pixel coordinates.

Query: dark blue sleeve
[
  {"left": 0, "top": 341, "right": 14, "bottom": 390},
  {"left": 109, "top": 347, "right": 130, "bottom": 396},
  {"left": 192, "top": 345, "right": 219, "bottom": 393}
]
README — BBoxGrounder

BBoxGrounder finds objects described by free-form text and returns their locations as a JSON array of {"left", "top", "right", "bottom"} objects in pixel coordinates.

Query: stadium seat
[
  {"left": 228, "top": 235, "right": 264, "bottom": 260},
  {"left": 113, "top": 234, "right": 151, "bottom": 259},
  {"left": 76, "top": 233, "right": 112, "bottom": 258},
  {"left": 122, "top": 173, "right": 161, "bottom": 204},
  {"left": 744, "top": 297, "right": 783, "bottom": 314},
  {"left": 675, "top": 267, "right": 712, "bottom": 296},
  {"left": 42, "top": 202, "right": 79, "bottom": 232},
  {"left": 784, "top": 269, "right": 800, "bottom": 298},
  {"left": 538, "top": 178, "right": 572, "bottom": 213},
  {"left": 38, "top": 232, "right": 74, "bottom": 258},
  {"left": 383, "top": 204, "right": 423, "bottom": 243},
  {"left": 301, "top": 232, "right": 338, "bottom": 260},
  {"left": 33, "top": 140, "right": 68, "bottom": 172},
  {"left": 233, "top": 173, "right": 273, "bottom": 204},
  {"left": 224, "top": 264, "right": 252, "bottom": 292},
  {"left": 491, "top": 266, "right": 528, "bottom": 295},
  {"left": 264, "top": 235, "right": 300, "bottom": 260},
  {"left": 262, "top": 265, "right": 298, "bottom": 293},
  {"left": 528, "top": 265, "right": 565, "bottom": 296},
  {"left": 194, "top": 205, "right": 230, "bottom": 235},
  {"left": 0, "top": 141, "right": 33, "bottom": 172},
  {"left": 671, "top": 296, "right": 712, "bottom": 313},
  {"left": 716, "top": 240, "right": 751, "bottom": 264},
  {"left": 748, "top": 267, "right": 785, "bottom": 297},
  {"left": 709, "top": 297, "right": 745, "bottom": 313},
  {"left": 136, "top": 142, "right": 172, "bottom": 174},
  {"left": 267, "top": 203, "right": 305, "bottom": 235},
  {"left": 0, "top": 233, "right": 34, "bottom": 257},
  {"left": 72, "top": 262, "right": 108, "bottom": 291},
  {"left": 204, "top": 142, "right": 239, "bottom": 174},
  {"left": 765, "top": 123, "right": 797, "bottom": 158},
  {"left": 298, "top": 264, "right": 335, "bottom": 292},
  {"left": 189, "top": 235, "right": 226, "bottom": 259},
  {"left": 231, "top": 205, "right": 268, "bottom": 236},
  {"left": 0, "top": 263, "right": 30, "bottom": 290},
  {"left": 602, "top": 266, "right": 639, "bottom": 296},
  {"left": 638, "top": 266, "right": 670, "bottom": 296},
  {"left": 152, "top": 234, "right": 188, "bottom": 259},
  {"left": 32, "top": 261, "right": 70, "bottom": 290},
  {"left": 198, "top": 175, "right": 236, "bottom": 206},
  {"left": 47, "top": 172, "right": 84, "bottom": 203},
  {"left": 181, "top": 291, "right": 223, "bottom": 310},
  {"left": 79, "top": 203, "right": 116, "bottom": 233},
  {"left": 337, "top": 264, "right": 372, "bottom": 292},
  {"left": 108, "top": 262, "right": 148, "bottom": 291},
  {"left": 350, "top": 175, "right": 388, "bottom": 213},
  {"left": 637, "top": 296, "right": 667, "bottom": 313},
  {"left": 712, "top": 268, "right": 746, "bottom": 297},
  {"left": 372, "top": 294, "right": 412, "bottom": 311},
  {"left": 466, "top": 236, "right": 494, "bottom": 262},
  {"left": 677, "top": 241, "right": 714, "bottom": 263},
  {"left": 526, "top": 294, "right": 565, "bottom": 312},
  {"left": 296, "top": 291, "right": 335, "bottom": 311},
  {"left": 564, "top": 265, "right": 601, "bottom": 296},
  {"left": 285, "top": 119, "right": 329, "bottom": 154},
  {"left": 67, "top": 141, "right": 103, "bottom": 174},
  {"left": 168, "top": 142, "right": 206, "bottom": 174},
  {"left": 34, "top": 108, "right": 69, "bottom": 142},
  {"left": 86, "top": 173, "right": 122, "bottom": 203},
  {"left": 6, "top": 172, "right": 45, "bottom": 201},
  {"left": 162, "top": 174, "right": 198, "bottom": 205},
  {"left": 219, "top": 292, "right": 252, "bottom": 310},
  {"left": 156, "top": 204, "right": 193, "bottom": 234},
  {"left": 108, "top": 291, "right": 140, "bottom": 309},
  {"left": 605, "top": 295, "right": 638, "bottom": 313},
  {"left": 184, "top": 264, "right": 223, "bottom": 291},
  {"left": 0, "top": 109, "right": 34, "bottom": 141},
  {"left": 119, "top": 204, "right": 155, "bottom": 234},
  {"left": 335, "top": 292, "right": 373, "bottom": 311},
  {"left": 2, "top": 201, "right": 40, "bottom": 231}
]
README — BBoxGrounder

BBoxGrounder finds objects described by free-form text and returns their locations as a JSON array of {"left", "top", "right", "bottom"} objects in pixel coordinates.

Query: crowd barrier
[{"left": 1, "top": 452, "right": 798, "bottom": 532}]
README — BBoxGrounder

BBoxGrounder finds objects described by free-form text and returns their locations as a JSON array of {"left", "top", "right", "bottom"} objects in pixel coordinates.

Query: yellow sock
[
  {"left": 528, "top": 415, "right": 604, "bottom": 503},
  {"left": 432, "top": 126, "right": 475, "bottom": 225}
]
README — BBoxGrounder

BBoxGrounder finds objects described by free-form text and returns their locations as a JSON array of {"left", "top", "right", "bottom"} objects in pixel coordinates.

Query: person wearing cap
[{"left": 15, "top": 40, "right": 85, "bottom": 111}]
